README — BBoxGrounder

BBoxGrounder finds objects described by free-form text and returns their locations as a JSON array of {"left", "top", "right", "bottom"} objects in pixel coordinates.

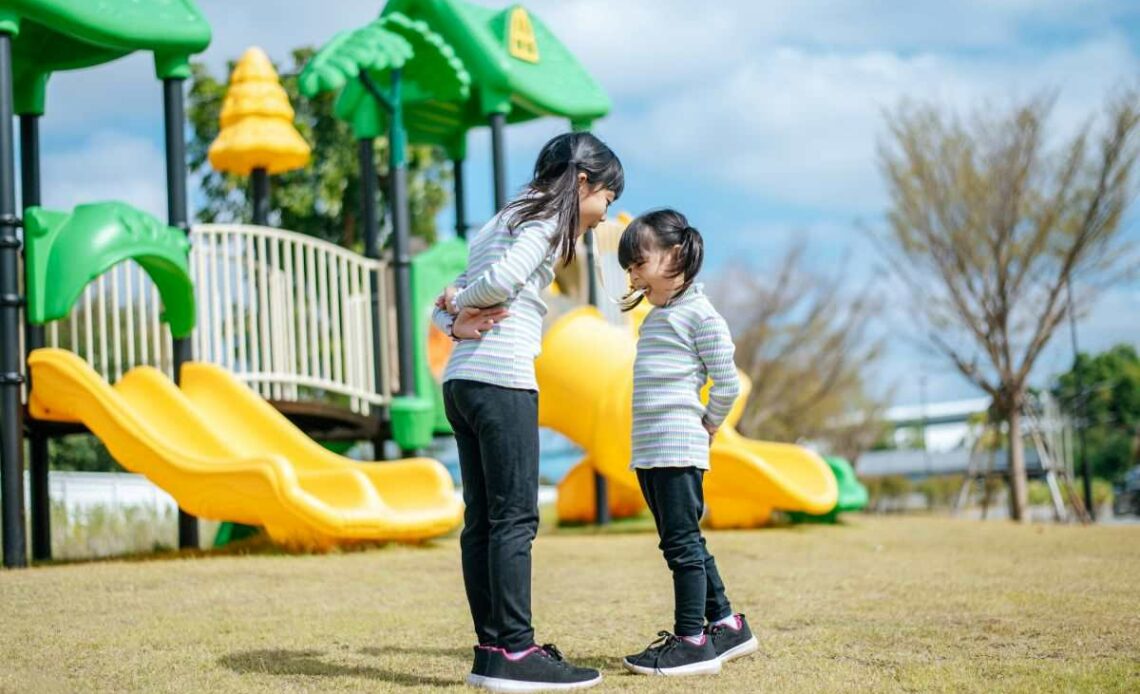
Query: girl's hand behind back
[
  {"left": 451, "top": 306, "right": 510, "bottom": 340},
  {"left": 702, "top": 417, "right": 718, "bottom": 444},
  {"left": 435, "top": 286, "right": 459, "bottom": 315}
]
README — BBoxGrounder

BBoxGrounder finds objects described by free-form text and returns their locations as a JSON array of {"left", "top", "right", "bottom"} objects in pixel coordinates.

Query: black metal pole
[
  {"left": 1066, "top": 279, "right": 1094, "bottom": 520},
  {"left": 489, "top": 112, "right": 507, "bottom": 212},
  {"left": 163, "top": 77, "right": 198, "bottom": 548},
  {"left": 251, "top": 167, "right": 269, "bottom": 226},
  {"left": 453, "top": 158, "right": 467, "bottom": 239},
  {"left": 583, "top": 228, "right": 609, "bottom": 525},
  {"left": 0, "top": 32, "right": 28, "bottom": 568},
  {"left": 359, "top": 137, "right": 387, "bottom": 457},
  {"left": 20, "top": 114, "right": 50, "bottom": 561}
]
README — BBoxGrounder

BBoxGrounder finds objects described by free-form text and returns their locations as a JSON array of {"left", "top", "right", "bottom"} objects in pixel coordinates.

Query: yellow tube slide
[
  {"left": 537, "top": 308, "right": 837, "bottom": 528},
  {"left": 28, "top": 349, "right": 462, "bottom": 548}
]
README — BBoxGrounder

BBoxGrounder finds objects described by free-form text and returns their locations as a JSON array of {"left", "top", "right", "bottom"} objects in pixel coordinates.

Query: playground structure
[{"left": 0, "top": 0, "right": 865, "bottom": 569}]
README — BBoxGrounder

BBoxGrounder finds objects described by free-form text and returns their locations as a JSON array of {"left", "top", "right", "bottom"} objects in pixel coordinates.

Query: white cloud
[
  {"left": 601, "top": 33, "right": 1139, "bottom": 213},
  {"left": 525, "top": 0, "right": 1137, "bottom": 94},
  {"left": 40, "top": 131, "right": 169, "bottom": 219}
]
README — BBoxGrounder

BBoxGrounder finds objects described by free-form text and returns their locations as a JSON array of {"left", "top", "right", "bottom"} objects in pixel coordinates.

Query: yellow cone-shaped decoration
[{"left": 208, "top": 47, "right": 311, "bottom": 175}]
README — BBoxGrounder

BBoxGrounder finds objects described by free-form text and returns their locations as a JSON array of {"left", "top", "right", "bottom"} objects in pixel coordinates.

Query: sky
[{"left": 26, "top": 0, "right": 1140, "bottom": 407}]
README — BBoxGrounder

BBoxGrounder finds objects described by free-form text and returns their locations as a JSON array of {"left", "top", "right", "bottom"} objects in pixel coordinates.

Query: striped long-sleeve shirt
[
  {"left": 631, "top": 284, "right": 742, "bottom": 470},
  {"left": 431, "top": 209, "right": 559, "bottom": 391}
]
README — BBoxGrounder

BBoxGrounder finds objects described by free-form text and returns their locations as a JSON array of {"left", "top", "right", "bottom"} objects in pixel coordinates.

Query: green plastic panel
[
  {"left": 24, "top": 202, "right": 196, "bottom": 338},
  {"left": 409, "top": 238, "right": 469, "bottom": 435}
]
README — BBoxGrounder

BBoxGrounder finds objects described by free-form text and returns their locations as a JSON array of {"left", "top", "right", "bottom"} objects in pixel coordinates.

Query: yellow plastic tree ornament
[
  {"left": 208, "top": 47, "right": 311, "bottom": 175},
  {"left": 507, "top": 7, "right": 539, "bottom": 64}
]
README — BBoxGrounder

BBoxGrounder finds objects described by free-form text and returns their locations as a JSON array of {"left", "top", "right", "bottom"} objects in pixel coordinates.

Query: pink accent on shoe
[
  {"left": 682, "top": 634, "right": 707, "bottom": 646},
  {"left": 484, "top": 645, "right": 542, "bottom": 661}
]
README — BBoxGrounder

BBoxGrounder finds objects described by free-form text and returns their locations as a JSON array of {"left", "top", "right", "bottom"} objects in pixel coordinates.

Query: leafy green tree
[{"left": 1054, "top": 344, "right": 1140, "bottom": 480}]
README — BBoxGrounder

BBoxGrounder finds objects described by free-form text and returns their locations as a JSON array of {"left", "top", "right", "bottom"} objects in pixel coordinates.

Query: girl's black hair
[
  {"left": 501, "top": 132, "right": 624, "bottom": 267},
  {"left": 616, "top": 208, "right": 704, "bottom": 311}
]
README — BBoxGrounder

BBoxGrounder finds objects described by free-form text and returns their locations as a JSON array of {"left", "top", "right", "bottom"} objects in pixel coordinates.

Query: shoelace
[
  {"left": 538, "top": 643, "right": 575, "bottom": 671},
  {"left": 643, "top": 631, "right": 682, "bottom": 673}
]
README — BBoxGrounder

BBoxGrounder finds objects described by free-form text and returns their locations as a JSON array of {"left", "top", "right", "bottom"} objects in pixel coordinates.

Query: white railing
[
  {"left": 41, "top": 223, "right": 390, "bottom": 415},
  {"left": 41, "top": 260, "right": 179, "bottom": 384}
]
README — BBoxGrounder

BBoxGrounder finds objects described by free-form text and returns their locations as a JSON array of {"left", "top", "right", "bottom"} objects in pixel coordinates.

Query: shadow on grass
[
  {"left": 219, "top": 649, "right": 460, "bottom": 688},
  {"left": 359, "top": 645, "right": 472, "bottom": 660},
  {"left": 365, "top": 645, "right": 618, "bottom": 674}
]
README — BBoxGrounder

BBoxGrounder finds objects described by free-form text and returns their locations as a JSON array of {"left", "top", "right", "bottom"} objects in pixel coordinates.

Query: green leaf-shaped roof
[
  {"left": 2, "top": 0, "right": 211, "bottom": 115},
  {"left": 299, "top": 12, "right": 470, "bottom": 140}
]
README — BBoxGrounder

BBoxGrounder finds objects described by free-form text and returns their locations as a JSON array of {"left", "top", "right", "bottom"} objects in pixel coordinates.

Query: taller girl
[{"left": 433, "top": 132, "right": 623, "bottom": 692}]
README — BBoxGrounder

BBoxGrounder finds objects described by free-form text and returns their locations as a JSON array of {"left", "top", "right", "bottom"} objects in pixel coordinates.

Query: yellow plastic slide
[
  {"left": 536, "top": 307, "right": 837, "bottom": 528},
  {"left": 27, "top": 348, "right": 462, "bottom": 547}
]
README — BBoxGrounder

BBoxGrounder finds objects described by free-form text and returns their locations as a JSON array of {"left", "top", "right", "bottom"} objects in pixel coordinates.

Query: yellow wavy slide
[
  {"left": 28, "top": 348, "right": 462, "bottom": 547},
  {"left": 537, "top": 307, "right": 837, "bottom": 528}
]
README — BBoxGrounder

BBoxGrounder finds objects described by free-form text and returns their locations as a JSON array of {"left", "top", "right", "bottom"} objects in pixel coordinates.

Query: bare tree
[
  {"left": 875, "top": 92, "right": 1140, "bottom": 521},
  {"left": 714, "top": 242, "right": 887, "bottom": 462}
]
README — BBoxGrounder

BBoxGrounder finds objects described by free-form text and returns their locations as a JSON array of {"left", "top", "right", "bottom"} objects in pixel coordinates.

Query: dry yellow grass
[{"left": 1, "top": 516, "right": 1137, "bottom": 693}]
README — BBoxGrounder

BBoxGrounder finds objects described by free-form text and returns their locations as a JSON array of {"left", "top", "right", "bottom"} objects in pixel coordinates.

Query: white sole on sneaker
[
  {"left": 717, "top": 635, "right": 759, "bottom": 663},
  {"left": 467, "top": 673, "right": 486, "bottom": 687},
  {"left": 621, "top": 657, "right": 722, "bottom": 677},
  {"left": 477, "top": 673, "right": 603, "bottom": 692}
]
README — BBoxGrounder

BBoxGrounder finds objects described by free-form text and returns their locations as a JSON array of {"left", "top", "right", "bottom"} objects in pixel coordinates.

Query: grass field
[{"left": 2, "top": 515, "right": 1138, "bottom": 693}]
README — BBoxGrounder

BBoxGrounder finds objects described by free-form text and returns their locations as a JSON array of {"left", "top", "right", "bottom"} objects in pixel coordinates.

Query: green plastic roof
[
  {"left": 0, "top": 0, "right": 211, "bottom": 115},
  {"left": 382, "top": 0, "right": 610, "bottom": 157},
  {"left": 299, "top": 12, "right": 470, "bottom": 140}
]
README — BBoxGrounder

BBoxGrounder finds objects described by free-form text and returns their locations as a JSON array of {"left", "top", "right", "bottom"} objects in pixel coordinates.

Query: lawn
[{"left": 1, "top": 516, "right": 1137, "bottom": 693}]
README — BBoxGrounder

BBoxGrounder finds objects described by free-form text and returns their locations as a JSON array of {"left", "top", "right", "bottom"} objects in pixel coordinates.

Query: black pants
[
  {"left": 444, "top": 379, "right": 540, "bottom": 652},
  {"left": 637, "top": 466, "right": 734, "bottom": 637}
]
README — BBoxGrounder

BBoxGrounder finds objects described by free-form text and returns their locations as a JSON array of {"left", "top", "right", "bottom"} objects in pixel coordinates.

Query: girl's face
[
  {"left": 577, "top": 173, "right": 615, "bottom": 235},
  {"left": 627, "top": 243, "right": 685, "bottom": 307}
]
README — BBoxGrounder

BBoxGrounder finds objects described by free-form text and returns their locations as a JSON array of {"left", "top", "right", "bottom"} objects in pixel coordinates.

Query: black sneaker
[
  {"left": 622, "top": 631, "right": 721, "bottom": 676},
  {"left": 708, "top": 614, "right": 759, "bottom": 663},
  {"left": 467, "top": 645, "right": 491, "bottom": 687},
  {"left": 480, "top": 643, "right": 602, "bottom": 692}
]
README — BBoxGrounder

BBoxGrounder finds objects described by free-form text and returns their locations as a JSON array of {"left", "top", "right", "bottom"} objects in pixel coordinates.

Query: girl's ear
[
  {"left": 577, "top": 171, "right": 589, "bottom": 196},
  {"left": 669, "top": 244, "right": 684, "bottom": 271}
]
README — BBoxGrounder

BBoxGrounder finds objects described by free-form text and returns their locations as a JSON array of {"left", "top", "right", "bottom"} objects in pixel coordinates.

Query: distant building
[
  {"left": 883, "top": 397, "right": 991, "bottom": 453},
  {"left": 858, "top": 397, "right": 989, "bottom": 477}
]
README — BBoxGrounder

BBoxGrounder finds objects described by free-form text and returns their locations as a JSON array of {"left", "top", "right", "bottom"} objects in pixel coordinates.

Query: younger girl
[
  {"left": 617, "top": 209, "right": 758, "bottom": 676},
  {"left": 433, "top": 132, "right": 622, "bottom": 692}
]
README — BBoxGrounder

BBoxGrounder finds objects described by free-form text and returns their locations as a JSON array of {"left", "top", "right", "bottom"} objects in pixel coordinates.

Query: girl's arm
[
  {"left": 694, "top": 315, "right": 742, "bottom": 430},
  {"left": 431, "top": 271, "right": 467, "bottom": 337},
  {"left": 451, "top": 220, "right": 555, "bottom": 309}
]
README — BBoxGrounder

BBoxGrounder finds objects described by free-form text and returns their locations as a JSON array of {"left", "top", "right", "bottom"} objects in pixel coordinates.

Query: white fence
[{"left": 40, "top": 223, "right": 391, "bottom": 415}]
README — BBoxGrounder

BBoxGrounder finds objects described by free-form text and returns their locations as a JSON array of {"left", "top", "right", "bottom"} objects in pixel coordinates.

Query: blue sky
[{"left": 28, "top": 0, "right": 1140, "bottom": 406}]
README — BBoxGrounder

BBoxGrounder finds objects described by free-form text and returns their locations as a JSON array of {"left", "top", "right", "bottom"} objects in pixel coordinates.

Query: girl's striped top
[
  {"left": 631, "top": 284, "right": 741, "bottom": 470},
  {"left": 431, "top": 209, "right": 559, "bottom": 391}
]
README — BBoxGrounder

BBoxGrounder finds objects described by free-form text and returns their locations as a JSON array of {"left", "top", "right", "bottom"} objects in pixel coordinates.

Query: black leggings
[
  {"left": 637, "top": 466, "right": 734, "bottom": 636},
  {"left": 444, "top": 379, "right": 540, "bottom": 652}
]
